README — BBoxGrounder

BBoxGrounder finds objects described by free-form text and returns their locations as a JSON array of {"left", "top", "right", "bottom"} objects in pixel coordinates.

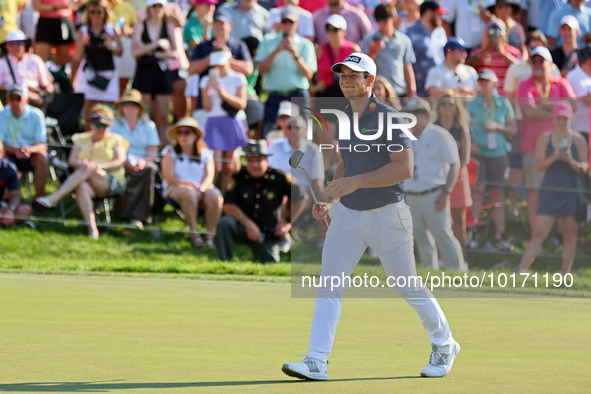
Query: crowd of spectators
[{"left": 0, "top": 0, "right": 590, "bottom": 274}]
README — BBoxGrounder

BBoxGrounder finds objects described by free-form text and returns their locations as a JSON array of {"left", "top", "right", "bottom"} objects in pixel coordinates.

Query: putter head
[{"left": 289, "top": 150, "right": 304, "bottom": 169}]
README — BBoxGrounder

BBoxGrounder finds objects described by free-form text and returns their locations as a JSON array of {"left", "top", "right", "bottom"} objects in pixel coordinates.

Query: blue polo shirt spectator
[
  {"left": 548, "top": 0, "right": 591, "bottom": 48},
  {"left": 0, "top": 157, "right": 20, "bottom": 199},
  {"left": 0, "top": 101, "right": 46, "bottom": 148},
  {"left": 217, "top": 0, "right": 270, "bottom": 41},
  {"left": 442, "top": 0, "right": 494, "bottom": 49},
  {"left": 522, "top": 0, "right": 565, "bottom": 33},
  {"left": 110, "top": 118, "right": 160, "bottom": 160}
]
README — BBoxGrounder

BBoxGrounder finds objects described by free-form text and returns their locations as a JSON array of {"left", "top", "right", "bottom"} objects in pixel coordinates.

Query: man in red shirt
[
  {"left": 517, "top": 46, "right": 576, "bottom": 231},
  {"left": 467, "top": 19, "right": 521, "bottom": 97}
]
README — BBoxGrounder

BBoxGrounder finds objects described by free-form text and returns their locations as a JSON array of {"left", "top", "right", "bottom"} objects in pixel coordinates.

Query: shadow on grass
[{"left": 0, "top": 376, "right": 420, "bottom": 391}]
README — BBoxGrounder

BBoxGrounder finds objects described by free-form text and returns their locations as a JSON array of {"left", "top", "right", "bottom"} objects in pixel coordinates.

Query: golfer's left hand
[{"left": 325, "top": 177, "right": 359, "bottom": 200}]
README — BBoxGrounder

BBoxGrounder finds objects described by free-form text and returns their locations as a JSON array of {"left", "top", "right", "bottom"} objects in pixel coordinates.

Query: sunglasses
[
  {"left": 326, "top": 26, "right": 340, "bottom": 33},
  {"left": 6, "top": 41, "right": 25, "bottom": 46},
  {"left": 151, "top": 3, "right": 163, "bottom": 8},
  {"left": 440, "top": 99, "right": 456, "bottom": 107},
  {"left": 8, "top": 95, "right": 22, "bottom": 102},
  {"left": 281, "top": 18, "right": 294, "bottom": 24},
  {"left": 177, "top": 128, "right": 194, "bottom": 136},
  {"left": 122, "top": 102, "right": 140, "bottom": 107},
  {"left": 531, "top": 57, "right": 546, "bottom": 64},
  {"left": 89, "top": 9, "right": 105, "bottom": 15},
  {"left": 94, "top": 122, "right": 109, "bottom": 129},
  {"left": 375, "top": 18, "right": 389, "bottom": 23}
]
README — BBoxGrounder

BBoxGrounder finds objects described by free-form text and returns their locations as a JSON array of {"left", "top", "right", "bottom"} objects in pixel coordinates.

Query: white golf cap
[
  {"left": 326, "top": 14, "right": 347, "bottom": 30},
  {"left": 331, "top": 52, "right": 377, "bottom": 77},
  {"left": 277, "top": 100, "right": 300, "bottom": 117},
  {"left": 531, "top": 46, "right": 553, "bottom": 63},
  {"left": 560, "top": 15, "right": 580, "bottom": 30},
  {"left": 5, "top": 30, "right": 26, "bottom": 42},
  {"left": 146, "top": 0, "right": 167, "bottom": 6},
  {"left": 209, "top": 50, "right": 232, "bottom": 66}
]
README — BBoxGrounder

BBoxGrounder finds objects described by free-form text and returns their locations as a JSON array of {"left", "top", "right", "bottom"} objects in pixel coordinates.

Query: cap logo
[{"left": 345, "top": 55, "right": 362, "bottom": 64}]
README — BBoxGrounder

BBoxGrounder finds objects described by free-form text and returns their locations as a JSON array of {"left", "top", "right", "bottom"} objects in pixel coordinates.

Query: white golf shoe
[
  {"left": 282, "top": 356, "right": 328, "bottom": 381},
  {"left": 420, "top": 340, "right": 460, "bottom": 377}
]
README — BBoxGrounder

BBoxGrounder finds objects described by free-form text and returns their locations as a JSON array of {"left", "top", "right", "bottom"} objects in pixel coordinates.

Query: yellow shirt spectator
[{"left": 72, "top": 131, "right": 129, "bottom": 185}]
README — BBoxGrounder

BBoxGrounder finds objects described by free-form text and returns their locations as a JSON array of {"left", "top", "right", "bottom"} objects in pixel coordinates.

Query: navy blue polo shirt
[
  {"left": 0, "top": 158, "right": 20, "bottom": 201},
  {"left": 336, "top": 95, "right": 414, "bottom": 210},
  {"left": 190, "top": 37, "right": 252, "bottom": 78}
]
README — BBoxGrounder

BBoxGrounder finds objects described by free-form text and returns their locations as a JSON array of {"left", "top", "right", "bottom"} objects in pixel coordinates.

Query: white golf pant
[{"left": 307, "top": 201, "right": 453, "bottom": 362}]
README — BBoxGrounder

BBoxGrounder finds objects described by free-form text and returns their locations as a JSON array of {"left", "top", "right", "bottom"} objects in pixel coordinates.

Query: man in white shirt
[
  {"left": 269, "top": 0, "right": 315, "bottom": 42},
  {"left": 404, "top": 97, "right": 467, "bottom": 272},
  {"left": 425, "top": 37, "right": 478, "bottom": 97},
  {"left": 566, "top": 46, "right": 591, "bottom": 138}
]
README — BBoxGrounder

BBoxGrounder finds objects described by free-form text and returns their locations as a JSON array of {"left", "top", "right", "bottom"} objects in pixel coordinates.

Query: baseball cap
[
  {"left": 331, "top": 52, "right": 377, "bottom": 77},
  {"left": 209, "top": 50, "right": 232, "bottom": 66},
  {"left": 326, "top": 14, "right": 347, "bottom": 30},
  {"left": 243, "top": 139, "right": 272, "bottom": 157},
  {"left": 277, "top": 101, "right": 300, "bottom": 117},
  {"left": 444, "top": 37, "right": 468, "bottom": 52},
  {"left": 531, "top": 46, "right": 553, "bottom": 63},
  {"left": 477, "top": 68, "right": 498, "bottom": 82},
  {"left": 89, "top": 111, "right": 114, "bottom": 125},
  {"left": 280, "top": 5, "right": 299, "bottom": 22},
  {"left": 553, "top": 100, "right": 573, "bottom": 118},
  {"left": 560, "top": 15, "right": 580, "bottom": 31},
  {"left": 8, "top": 83, "right": 28, "bottom": 98},
  {"left": 488, "top": 19, "right": 506, "bottom": 33},
  {"left": 146, "top": 0, "right": 167, "bottom": 6},
  {"left": 420, "top": 1, "right": 448, "bottom": 15},
  {"left": 5, "top": 30, "right": 26, "bottom": 42},
  {"left": 403, "top": 97, "right": 431, "bottom": 113},
  {"left": 213, "top": 9, "right": 232, "bottom": 24}
]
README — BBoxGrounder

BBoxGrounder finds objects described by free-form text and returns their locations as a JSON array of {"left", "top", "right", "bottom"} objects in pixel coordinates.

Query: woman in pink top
[{"left": 33, "top": 0, "right": 81, "bottom": 65}]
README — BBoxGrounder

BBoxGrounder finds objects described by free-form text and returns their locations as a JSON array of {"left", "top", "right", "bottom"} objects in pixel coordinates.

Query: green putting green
[{"left": 0, "top": 274, "right": 589, "bottom": 392}]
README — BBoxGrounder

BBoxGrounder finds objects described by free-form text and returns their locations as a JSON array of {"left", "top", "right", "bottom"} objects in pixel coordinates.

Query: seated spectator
[
  {"left": 467, "top": 19, "right": 521, "bottom": 97},
  {"left": 566, "top": 46, "right": 591, "bottom": 142},
  {"left": 362, "top": 3, "right": 416, "bottom": 97},
  {"left": 466, "top": 69, "right": 517, "bottom": 251},
  {"left": 373, "top": 76, "right": 401, "bottom": 110},
  {"left": 110, "top": 89, "right": 161, "bottom": 228},
  {"left": 311, "top": 14, "right": 359, "bottom": 99},
  {"left": 265, "top": 100, "right": 299, "bottom": 143},
  {"left": 216, "top": 139, "right": 301, "bottom": 263},
  {"left": 434, "top": 92, "right": 472, "bottom": 250},
  {"left": 517, "top": 101, "right": 589, "bottom": 275},
  {"left": 0, "top": 84, "right": 48, "bottom": 199},
  {"left": 218, "top": 0, "right": 270, "bottom": 42},
  {"left": 161, "top": 117, "right": 223, "bottom": 248},
  {"left": 405, "top": 1, "right": 448, "bottom": 97},
  {"left": 483, "top": 0, "right": 527, "bottom": 59},
  {"left": 255, "top": 6, "right": 316, "bottom": 137},
  {"left": 313, "top": 0, "right": 372, "bottom": 46},
  {"left": 425, "top": 37, "right": 478, "bottom": 98},
  {"left": 0, "top": 141, "right": 33, "bottom": 227},
  {"left": 269, "top": 0, "right": 315, "bottom": 42},
  {"left": 200, "top": 46, "right": 249, "bottom": 192},
  {"left": 34, "top": 105, "right": 129, "bottom": 239},
  {"left": 73, "top": 0, "right": 123, "bottom": 117},
  {"left": 551, "top": 15, "right": 579, "bottom": 77},
  {"left": 183, "top": 0, "right": 215, "bottom": 51},
  {"left": 0, "top": 30, "right": 54, "bottom": 110}
]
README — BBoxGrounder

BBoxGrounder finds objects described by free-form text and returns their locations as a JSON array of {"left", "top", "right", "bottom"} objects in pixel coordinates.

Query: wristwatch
[{"left": 444, "top": 188, "right": 452, "bottom": 195}]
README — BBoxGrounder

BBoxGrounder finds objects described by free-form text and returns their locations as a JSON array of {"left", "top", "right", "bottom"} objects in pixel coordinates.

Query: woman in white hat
[
  {"left": 161, "top": 117, "right": 223, "bottom": 248},
  {"left": 200, "top": 45, "right": 248, "bottom": 192}
]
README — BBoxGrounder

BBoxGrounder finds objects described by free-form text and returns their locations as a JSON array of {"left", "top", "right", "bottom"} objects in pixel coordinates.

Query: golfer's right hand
[
  {"left": 245, "top": 222, "right": 261, "bottom": 243},
  {"left": 312, "top": 203, "right": 330, "bottom": 220}
]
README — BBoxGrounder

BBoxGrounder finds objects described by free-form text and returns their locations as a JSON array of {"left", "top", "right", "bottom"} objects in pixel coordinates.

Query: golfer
[{"left": 282, "top": 53, "right": 460, "bottom": 380}]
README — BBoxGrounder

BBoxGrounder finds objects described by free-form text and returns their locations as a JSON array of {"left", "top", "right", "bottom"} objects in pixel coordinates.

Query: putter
[{"left": 289, "top": 150, "right": 329, "bottom": 231}]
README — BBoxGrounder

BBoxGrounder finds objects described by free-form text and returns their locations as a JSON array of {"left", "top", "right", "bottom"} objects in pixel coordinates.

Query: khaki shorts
[{"left": 522, "top": 152, "right": 546, "bottom": 189}]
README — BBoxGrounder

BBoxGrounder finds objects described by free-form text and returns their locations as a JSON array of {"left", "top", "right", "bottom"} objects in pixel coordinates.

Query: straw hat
[
  {"left": 116, "top": 89, "right": 146, "bottom": 116},
  {"left": 166, "top": 117, "right": 205, "bottom": 144}
]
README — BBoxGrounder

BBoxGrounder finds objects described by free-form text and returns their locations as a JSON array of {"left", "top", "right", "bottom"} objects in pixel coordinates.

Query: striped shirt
[{"left": 470, "top": 44, "right": 522, "bottom": 97}]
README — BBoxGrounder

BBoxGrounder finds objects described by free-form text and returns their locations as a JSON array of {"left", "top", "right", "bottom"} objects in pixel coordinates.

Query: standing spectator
[
  {"left": 1, "top": 0, "right": 21, "bottom": 44},
  {"left": 435, "top": 92, "right": 472, "bottom": 250},
  {"left": 483, "top": 0, "right": 527, "bottom": 58},
  {"left": 0, "top": 141, "right": 33, "bottom": 227},
  {"left": 111, "top": 0, "right": 139, "bottom": 95},
  {"left": 34, "top": 105, "right": 129, "bottom": 239},
  {"left": 566, "top": 47, "right": 591, "bottom": 141},
  {"left": 269, "top": 0, "right": 315, "bottom": 42},
  {"left": 467, "top": 19, "right": 521, "bottom": 96},
  {"left": 404, "top": 97, "right": 467, "bottom": 272},
  {"left": 517, "top": 101, "right": 588, "bottom": 275},
  {"left": 551, "top": 15, "right": 580, "bottom": 77},
  {"left": 517, "top": 46, "right": 576, "bottom": 231},
  {"left": 110, "top": 89, "right": 161, "bottom": 228},
  {"left": 466, "top": 69, "right": 517, "bottom": 250},
  {"left": 312, "top": 14, "right": 359, "bottom": 99},
  {"left": 425, "top": 37, "right": 478, "bottom": 98},
  {"left": 313, "top": 0, "right": 372, "bottom": 46},
  {"left": 33, "top": 0, "right": 78, "bottom": 65},
  {"left": 0, "top": 84, "right": 48, "bottom": 199},
  {"left": 131, "top": 0, "right": 182, "bottom": 143},
  {"left": 0, "top": 30, "right": 54, "bottom": 110},
  {"left": 398, "top": 0, "right": 422, "bottom": 33},
  {"left": 442, "top": 0, "right": 492, "bottom": 50},
  {"left": 200, "top": 47, "right": 249, "bottom": 192},
  {"left": 161, "top": 117, "right": 223, "bottom": 248},
  {"left": 362, "top": 3, "right": 416, "bottom": 97},
  {"left": 216, "top": 139, "right": 299, "bottom": 263},
  {"left": 218, "top": 0, "right": 270, "bottom": 42},
  {"left": 520, "top": 0, "right": 565, "bottom": 36},
  {"left": 183, "top": 0, "right": 216, "bottom": 51},
  {"left": 255, "top": 6, "right": 316, "bottom": 137},
  {"left": 547, "top": 0, "right": 591, "bottom": 49},
  {"left": 405, "top": 1, "right": 448, "bottom": 97},
  {"left": 73, "top": 0, "right": 123, "bottom": 117}
]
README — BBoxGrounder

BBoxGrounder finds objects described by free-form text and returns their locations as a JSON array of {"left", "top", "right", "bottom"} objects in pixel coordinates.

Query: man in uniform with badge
[{"left": 215, "top": 139, "right": 303, "bottom": 263}]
